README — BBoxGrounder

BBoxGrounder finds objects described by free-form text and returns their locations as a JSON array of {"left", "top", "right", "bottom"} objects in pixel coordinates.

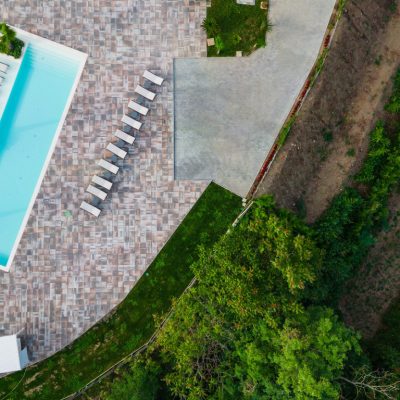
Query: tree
[
  {"left": 339, "top": 367, "right": 400, "bottom": 400},
  {"left": 104, "top": 357, "right": 161, "bottom": 400},
  {"left": 155, "top": 198, "right": 334, "bottom": 399},
  {"left": 272, "top": 307, "right": 360, "bottom": 400}
]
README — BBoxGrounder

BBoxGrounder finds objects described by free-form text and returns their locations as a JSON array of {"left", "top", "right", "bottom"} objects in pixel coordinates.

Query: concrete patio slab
[{"left": 174, "top": 0, "right": 337, "bottom": 197}]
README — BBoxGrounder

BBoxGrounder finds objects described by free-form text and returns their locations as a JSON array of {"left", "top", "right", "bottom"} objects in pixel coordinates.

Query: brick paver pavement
[{"left": 0, "top": 0, "right": 207, "bottom": 361}]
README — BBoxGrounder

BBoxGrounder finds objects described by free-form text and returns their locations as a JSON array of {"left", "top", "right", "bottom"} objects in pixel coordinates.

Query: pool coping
[{"left": 0, "top": 27, "right": 87, "bottom": 272}]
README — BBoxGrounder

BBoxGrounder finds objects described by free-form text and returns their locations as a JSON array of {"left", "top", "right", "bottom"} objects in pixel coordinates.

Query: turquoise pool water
[{"left": 0, "top": 43, "right": 83, "bottom": 268}]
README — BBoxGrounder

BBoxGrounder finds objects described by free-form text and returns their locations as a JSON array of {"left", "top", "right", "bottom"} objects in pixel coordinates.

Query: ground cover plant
[
  {"left": 203, "top": 0, "right": 270, "bottom": 57},
  {"left": 0, "top": 183, "right": 241, "bottom": 400},
  {"left": 0, "top": 23, "right": 24, "bottom": 58}
]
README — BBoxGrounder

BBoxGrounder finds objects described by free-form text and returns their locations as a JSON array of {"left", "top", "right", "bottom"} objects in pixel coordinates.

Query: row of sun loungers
[{"left": 80, "top": 70, "right": 164, "bottom": 217}]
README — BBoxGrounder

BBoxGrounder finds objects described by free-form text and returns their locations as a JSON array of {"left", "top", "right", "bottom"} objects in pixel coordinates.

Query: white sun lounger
[
  {"left": 87, "top": 184, "right": 107, "bottom": 200},
  {"left": 122, "top": 114, "right": 142, "bottom": 130},
  {"left": 0, "top": 63, "right": 8, "bottom": 74},
  {"left": 135, "top": 85, "right": 156, "bottom": 101},
  {"left": 92, "top": 175, "right": 112, "bottom": 190},
  {"left": 114, "top": 129, "right": 135, "bottom": 145},
  {"left": 128, "top": 100, "right": 149, "bottom": 116},
  {"left": 98, "top": 159, "right": 119, "bottom": 174},
  {"left": 0, "top": 76, "right": 4, "bottom": 85},
  {"left": 107, "top": 143, "right": 127, "bottom": 159},
  {"left": 143, "top": 70, "right": 164, "bottom": 86},
  {"left": 80, "top": 201, "right": 101, "bottom": 217}
]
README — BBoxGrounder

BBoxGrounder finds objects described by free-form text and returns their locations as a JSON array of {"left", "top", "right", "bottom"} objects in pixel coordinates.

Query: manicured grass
[
  {"left": 205, "top": 0, "right": 270, "bottom": 57},
  {"left": 0, "top": 183, "right": 241, "bottom": 400}
]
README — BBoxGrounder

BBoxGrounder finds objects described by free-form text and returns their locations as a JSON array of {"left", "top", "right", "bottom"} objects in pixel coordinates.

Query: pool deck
[{"left": 0, "top": 0, "right": 207, "bottom": 361}]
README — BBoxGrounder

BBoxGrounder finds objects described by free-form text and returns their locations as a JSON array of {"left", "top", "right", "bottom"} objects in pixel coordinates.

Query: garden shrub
[
  {"left": 355, "top": 121, "right": 390, "bottom": 184},
  {"left": 0, "top": 23, "right": 24, "bottom": 59}
]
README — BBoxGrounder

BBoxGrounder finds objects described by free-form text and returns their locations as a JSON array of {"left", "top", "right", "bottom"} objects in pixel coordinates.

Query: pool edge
[{"left": 1, "top": 28, "right": 88, "bottom": 273}]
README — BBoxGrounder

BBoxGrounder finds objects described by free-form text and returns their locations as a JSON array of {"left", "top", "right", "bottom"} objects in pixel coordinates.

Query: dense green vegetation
[
  {"left": 0, "top": 23, "right": 24, "bottom": 58},
  {"left": 0, "top": 183, "right": 241, "bottom": 400},
  {"left": 101, "top": 198, "right": 361, "bottom": 400},
  {"left": 203, "top": 0, "right": 270, "bottom": 57}
]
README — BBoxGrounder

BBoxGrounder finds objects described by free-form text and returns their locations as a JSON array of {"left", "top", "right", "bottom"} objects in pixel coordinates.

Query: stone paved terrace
[
  {"left": 0, "top": 0, "right": 208, "bottom": 361},
  {"left": 174, "top": 0, "right": 337, "bottom": 196}
]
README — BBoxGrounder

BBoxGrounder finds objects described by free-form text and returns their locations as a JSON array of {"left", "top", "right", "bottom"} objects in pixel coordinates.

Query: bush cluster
[{"left": 0, "top": 23, "right": 24, "bottom": 59}]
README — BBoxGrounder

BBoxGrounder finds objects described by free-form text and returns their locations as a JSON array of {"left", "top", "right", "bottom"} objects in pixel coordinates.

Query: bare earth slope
[{"left": 256, "top": 0, "right": 399, "bottom": 223}]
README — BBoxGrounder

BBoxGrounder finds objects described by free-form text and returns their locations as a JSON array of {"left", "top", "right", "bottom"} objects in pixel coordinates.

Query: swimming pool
[{"left": 0, "top": 35, "right": 86, "bottom": 270}]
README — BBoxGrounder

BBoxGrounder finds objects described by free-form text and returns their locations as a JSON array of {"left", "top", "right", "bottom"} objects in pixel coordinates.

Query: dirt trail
[{"left": 255, "top": 0, "right": 398, "bottom": 223}]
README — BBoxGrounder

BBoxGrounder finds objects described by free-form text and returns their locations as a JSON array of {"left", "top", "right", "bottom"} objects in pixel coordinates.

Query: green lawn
[
  {"left": 0, "top": 183, "right": 241, "bottom": 400},
  {"left": 204, "top": 0, "right": 270, "bottom": 57}
]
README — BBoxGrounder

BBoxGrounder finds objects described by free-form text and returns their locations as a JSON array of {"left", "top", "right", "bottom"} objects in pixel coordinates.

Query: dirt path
[{"left": 255, "top": 0, "right": 399, "bottom": 223}]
